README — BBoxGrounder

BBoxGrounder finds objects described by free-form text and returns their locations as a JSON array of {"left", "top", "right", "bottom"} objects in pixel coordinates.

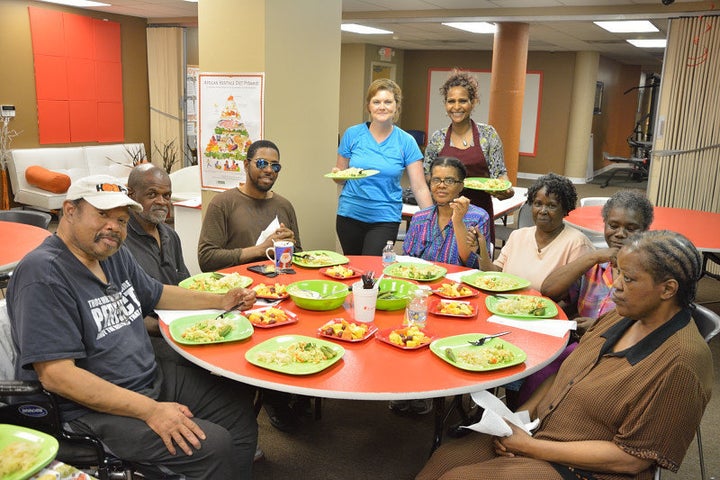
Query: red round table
[
  {"left": 0, "top": 220, "right": 52, "bottom": 271},
  {"left": 159, "top": 256, "right": 570, "bottom": 448},
  {"left": 564, "top": 205, "right": 720, "bottom": 253}
]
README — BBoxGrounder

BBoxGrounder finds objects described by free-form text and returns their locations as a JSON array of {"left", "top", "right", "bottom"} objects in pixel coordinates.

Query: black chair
[
  {"left": 0, "top": 210, "right": 52, "bottom": 229},
  {"left": 0, "top": 300, "right": 138, "bottom": 480},
  {"left": 406, "top": 129, "right": 426, "bottom": 148}
]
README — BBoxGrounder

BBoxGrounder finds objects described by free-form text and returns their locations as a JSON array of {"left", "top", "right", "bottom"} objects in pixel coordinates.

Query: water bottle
[
  {"left": 382, "top": 240, "right": 396, "bottom": 267},
  {"left": 405, "top": 288, "right": 429, "bottom": 328}
]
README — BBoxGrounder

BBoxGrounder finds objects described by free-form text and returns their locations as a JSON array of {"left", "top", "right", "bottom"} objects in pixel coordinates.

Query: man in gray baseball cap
[{"left": 8, "top": 174, "right": 258, "bottom": 479}]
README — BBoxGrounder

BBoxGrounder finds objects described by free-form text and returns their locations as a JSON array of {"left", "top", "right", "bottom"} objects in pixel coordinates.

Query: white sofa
[{"left": 7, "top": 143, "right": 145, "bottom": 211}]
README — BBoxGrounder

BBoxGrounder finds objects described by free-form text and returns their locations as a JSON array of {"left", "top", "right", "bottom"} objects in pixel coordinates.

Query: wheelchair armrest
[{"left": 0, "top": 379, "right": 44, "bottom": 395}]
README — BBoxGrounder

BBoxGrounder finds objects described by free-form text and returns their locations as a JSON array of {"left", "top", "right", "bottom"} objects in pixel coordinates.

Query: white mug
[{"left": 265, "top": 240, "right": 294, "bottom": 270}]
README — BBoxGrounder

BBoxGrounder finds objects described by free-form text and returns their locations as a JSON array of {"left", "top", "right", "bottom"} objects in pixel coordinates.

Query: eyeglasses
[
  {"left": 532, "top": 201, "right": 561, "bottom": 212},
  {"left": 254, "top": 158, "right": 282, "bottom": 173},
  {"left": 430, "top": 177, "right": 462, "bottom": 186}
]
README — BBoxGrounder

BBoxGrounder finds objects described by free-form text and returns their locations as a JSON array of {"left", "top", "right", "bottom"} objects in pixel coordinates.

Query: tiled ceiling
[{"left": 73, "top": 0, "right": 715, "bottom": 66}]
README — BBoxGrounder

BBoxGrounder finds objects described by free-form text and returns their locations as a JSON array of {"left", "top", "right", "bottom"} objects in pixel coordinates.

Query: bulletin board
[{"left": 427, "top": 68, "right": 542, "bottom": 156}]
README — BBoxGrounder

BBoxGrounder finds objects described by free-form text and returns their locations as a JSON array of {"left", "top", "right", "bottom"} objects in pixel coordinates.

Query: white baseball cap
[{"left": 66, "top": 175, "right": 142, "bottom": 212}]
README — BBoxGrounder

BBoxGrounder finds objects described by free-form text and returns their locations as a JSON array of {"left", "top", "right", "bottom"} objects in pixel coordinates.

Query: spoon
[{"left": 467, "top": 331, "right": 511, "bottom": 346}]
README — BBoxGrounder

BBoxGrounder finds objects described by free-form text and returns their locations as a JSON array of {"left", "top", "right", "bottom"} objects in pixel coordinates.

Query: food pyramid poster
[{"left": 198, "top": 73, "right": 264, "bottom": 189}]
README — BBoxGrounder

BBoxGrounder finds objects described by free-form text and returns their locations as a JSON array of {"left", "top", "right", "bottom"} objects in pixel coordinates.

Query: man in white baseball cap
[{"left": 7, "top": 174, "right": 258, "bottom": 479}]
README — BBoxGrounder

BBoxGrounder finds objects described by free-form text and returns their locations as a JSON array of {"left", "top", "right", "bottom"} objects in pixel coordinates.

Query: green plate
[
  {"left": 430, "top": 334, "right": 527, "bottom": 371},
  {"left": 383, "top": 262, "right": 447, "bottom": 282},
  {"left": 245, "top": 335, "right": 345, "bottom": 375},
  {"left": 324, "top": 169, "right": 380, "bottom": 179},
  {"left": 0, "top": 424, "right": 59, "bottom": 480},
  {"left": 463, "top": 177, "right": 512, "bottom": 192},
  {"left": 178, "top": 272, "right": 253, "bottom": 293},
  {"left": 292, "top": 250, "right": 349, "bottom": 268},
  {"left": 169, "top": 312, "right": 254, "bottom": 345},
  {"left": 461, "top": 271, "right": 531, "bottom": 292},
  {"left": 485, "top": 294, "right": 559, "bottom": 319}
]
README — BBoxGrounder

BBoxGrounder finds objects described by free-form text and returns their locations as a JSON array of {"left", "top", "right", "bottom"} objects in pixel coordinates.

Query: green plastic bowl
[
  {"left": 287, "top": 280, "right": 350, "bottom": 311},
  {"left": 376, "top": 278, "right": 419, "bottom": 311}
]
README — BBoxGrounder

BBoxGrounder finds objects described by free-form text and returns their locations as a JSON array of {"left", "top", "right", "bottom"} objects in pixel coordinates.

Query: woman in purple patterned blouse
[{"left": 402, "top": 157, "right": 491, "bottom": 268}]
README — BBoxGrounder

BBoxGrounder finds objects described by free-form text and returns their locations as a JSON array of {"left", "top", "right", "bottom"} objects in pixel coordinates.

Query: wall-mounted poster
[{"left": 198, "top": 73, "right": 264, "bottom": 189}]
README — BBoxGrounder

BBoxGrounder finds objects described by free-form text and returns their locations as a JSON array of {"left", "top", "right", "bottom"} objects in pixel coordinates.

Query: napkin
[
  {"left": 155, "top": 309, "right": 220, "bottom": 326},
  {"left": 394, "top": 255, "right": 432, "bottom": 264},
  {"left": 256, "top": 216, "right": 280, "bottom": 246},
  {"left": 445, "top": 269, "right": 480, "bottom": 283},
  {"left": 488, "top": 315, "right": 576, "bottom": 338},
  {"left": 462, "top": 390, "right": 539, "bottom": 437}
]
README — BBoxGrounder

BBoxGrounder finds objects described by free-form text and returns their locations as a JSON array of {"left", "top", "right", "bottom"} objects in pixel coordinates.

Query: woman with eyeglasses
[
  {"left": 474, "top": 173, "right": 593, "bottom": 291},
  {"left": 424, "top": 69, "right": 514, "bottom": 243},
  {"left": 402, "top": 157, "right": 491, "bottom": 268},
  {"left": 332, "top": 79, "right": 433, "bottom": 256}
]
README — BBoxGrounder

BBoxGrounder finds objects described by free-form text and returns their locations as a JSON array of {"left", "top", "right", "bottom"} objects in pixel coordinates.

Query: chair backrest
[
  {"left": 0, "top": 210, "right": 52, "bottom": 229},
  {"left": 406, "top": 129, "right": 426, "bottom": 147},
  {"left": 517, "top": 203, "right": 533, "bottom": 228},
  {"left": 692, "top": 304, "right": 720, "bottom": 342},
  {"left": 580, "top": 197, "right": 610, "bottom": 207}
]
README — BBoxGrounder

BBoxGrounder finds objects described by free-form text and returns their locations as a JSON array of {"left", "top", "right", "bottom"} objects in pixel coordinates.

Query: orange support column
[{"left": 488, "top": 23, "right": 529, "bottom": 184}]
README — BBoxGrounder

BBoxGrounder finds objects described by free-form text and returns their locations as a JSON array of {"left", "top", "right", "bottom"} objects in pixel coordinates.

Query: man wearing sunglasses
[
  {"left": 197, "top": 140, "right": 304, "bottom": 432},
  {"left": 198, "top": 139, "right": 302, "bottom": 272}
]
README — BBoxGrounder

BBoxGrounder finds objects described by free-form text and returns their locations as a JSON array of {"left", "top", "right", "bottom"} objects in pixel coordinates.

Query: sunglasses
[{"left": 254, "top": 158, "right": 282, "bottom": 173}]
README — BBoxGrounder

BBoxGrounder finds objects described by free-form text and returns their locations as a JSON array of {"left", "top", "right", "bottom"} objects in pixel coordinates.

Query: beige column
[
  {"left": 198, "top": 0, "right": 342, "bottom": 251},
  {"left": 488, "top": 23, "right": 529, "bottom": 184},
  {"left": 564, "top": 51, "right": 599, "bottom": 179}
]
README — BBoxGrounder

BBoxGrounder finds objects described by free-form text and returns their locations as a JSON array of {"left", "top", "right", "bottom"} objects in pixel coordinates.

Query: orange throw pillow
[{"left": 25, "top": 165, "right": 71, "bottom": 194}]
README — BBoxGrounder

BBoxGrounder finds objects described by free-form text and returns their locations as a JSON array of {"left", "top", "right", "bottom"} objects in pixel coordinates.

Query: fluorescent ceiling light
[
  {"left": 594, "top": 20, "right": 658, "bottom": 33},
  {"left": 37, "top": 0, "right": 110, "bottom": 7},
  {"left": 184, "top": 0, "right": 198, "bottom": 3},
  {"left": 442, "top": 22, "right": 496, "bottom": 34},
  {"left": 627, "top": 39, "right": 667, "bottom": 48},
  {"left": 341, "top": 24, "right": 392, "bottom": 35}
]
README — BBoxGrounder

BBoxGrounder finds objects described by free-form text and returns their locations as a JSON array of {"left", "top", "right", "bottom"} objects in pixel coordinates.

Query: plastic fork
[{"left": 467, "top": 331, "right": 511, "bottom": 346}]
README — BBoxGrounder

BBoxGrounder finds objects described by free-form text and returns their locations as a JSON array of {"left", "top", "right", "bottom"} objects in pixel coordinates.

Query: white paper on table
[
  {"left": 256, "top": 216, "right": 280, "bottom": 246},
  {"left": 155, "top": 309, "right": 221, "bottom": 326},
  {"left": 445, "top": 269, "right": 480, "bottom": 283},
  {"left": 462, "top": 390, "right": 539, "bottom": 437},
  {"left": 394, "top": 255, "right": 432, "bottom": 264},
  {"left": 488, "top": 315, "right": 576, "bottom": 337}
]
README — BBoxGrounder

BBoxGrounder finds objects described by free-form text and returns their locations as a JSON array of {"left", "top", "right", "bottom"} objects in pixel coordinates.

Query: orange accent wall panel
[
  {"left": 34, "top": 55, "right": 68, "bottom": 100},
  {"left": 68, "top": 58, "right": 97, "bottom": 101},
  {"left": 63, "top": 13, "right": 94, "bottom": 60},
  {"left": 28, "top": 7, "right": 65, "bottom": 56},
  {"left": 97, "top": 102, "right": 124, "bottom": 142},
  {"left": 29, "top": 6, "right": 123, "bottom": 144},
  {"left": 93, "top": 20, "right": 121, "bottom": 62},
  {"left": 96, "top": 61, "right": 123, "bottom": 102},
  {"left": 37, "top": 101, "right": 71, "bottom": 144},
  {"left": 70, "top": 101, "right": 98, "bottom": 142}
]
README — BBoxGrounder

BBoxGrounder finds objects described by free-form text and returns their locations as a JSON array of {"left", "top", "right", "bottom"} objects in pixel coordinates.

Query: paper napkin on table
[
  {"left": 445, "top": 269, "right": 480, "bottom": 283},
  {"left": 394, "top": 255, "right": 432, "bottom": 264},
  {"left": 256, "top": 216, "right": 280, "bottom": 246},
  {"left": 462, "top": 390, "right": 539, "bottom": 437},
  {"left": 488, "top": 315, "right": 576, "bottom": 338},
  {"left": 155, "top": 309, "right": 221, "bottom": 326}
]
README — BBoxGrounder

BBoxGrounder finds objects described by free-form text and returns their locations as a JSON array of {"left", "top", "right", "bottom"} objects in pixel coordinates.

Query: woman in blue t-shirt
[{"left": 332, "top": 79, "right": 432, "bottom": 255}]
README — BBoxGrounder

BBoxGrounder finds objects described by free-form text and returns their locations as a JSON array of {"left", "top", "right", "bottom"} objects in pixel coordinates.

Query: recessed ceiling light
[
  {"left": 341, "top": 24, "right": 392, "bottom": 35},
  {"left": 627, "top": 39, "right": 667, "bottom": 48},
  {"left": 37, "top": 0, "right": 110, "bottom": 7},
  {"left": 594, "top": 20, "right": 658, "bottom": 33},
  {"left": 184, "top": 0, "right": 198, "bottom": 3},
  {"left": 442, "top": 22, "right": 496, "bottom": 34}
]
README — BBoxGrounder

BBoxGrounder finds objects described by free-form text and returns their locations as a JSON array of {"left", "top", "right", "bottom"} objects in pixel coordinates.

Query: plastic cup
[{"left": 352, "top": 280, "right": 379, "bottom": 323}]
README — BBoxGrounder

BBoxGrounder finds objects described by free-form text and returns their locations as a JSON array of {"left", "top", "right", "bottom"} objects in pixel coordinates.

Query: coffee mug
[{"left": 265, "top": 240, "right": 294, "bottom": 270}]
